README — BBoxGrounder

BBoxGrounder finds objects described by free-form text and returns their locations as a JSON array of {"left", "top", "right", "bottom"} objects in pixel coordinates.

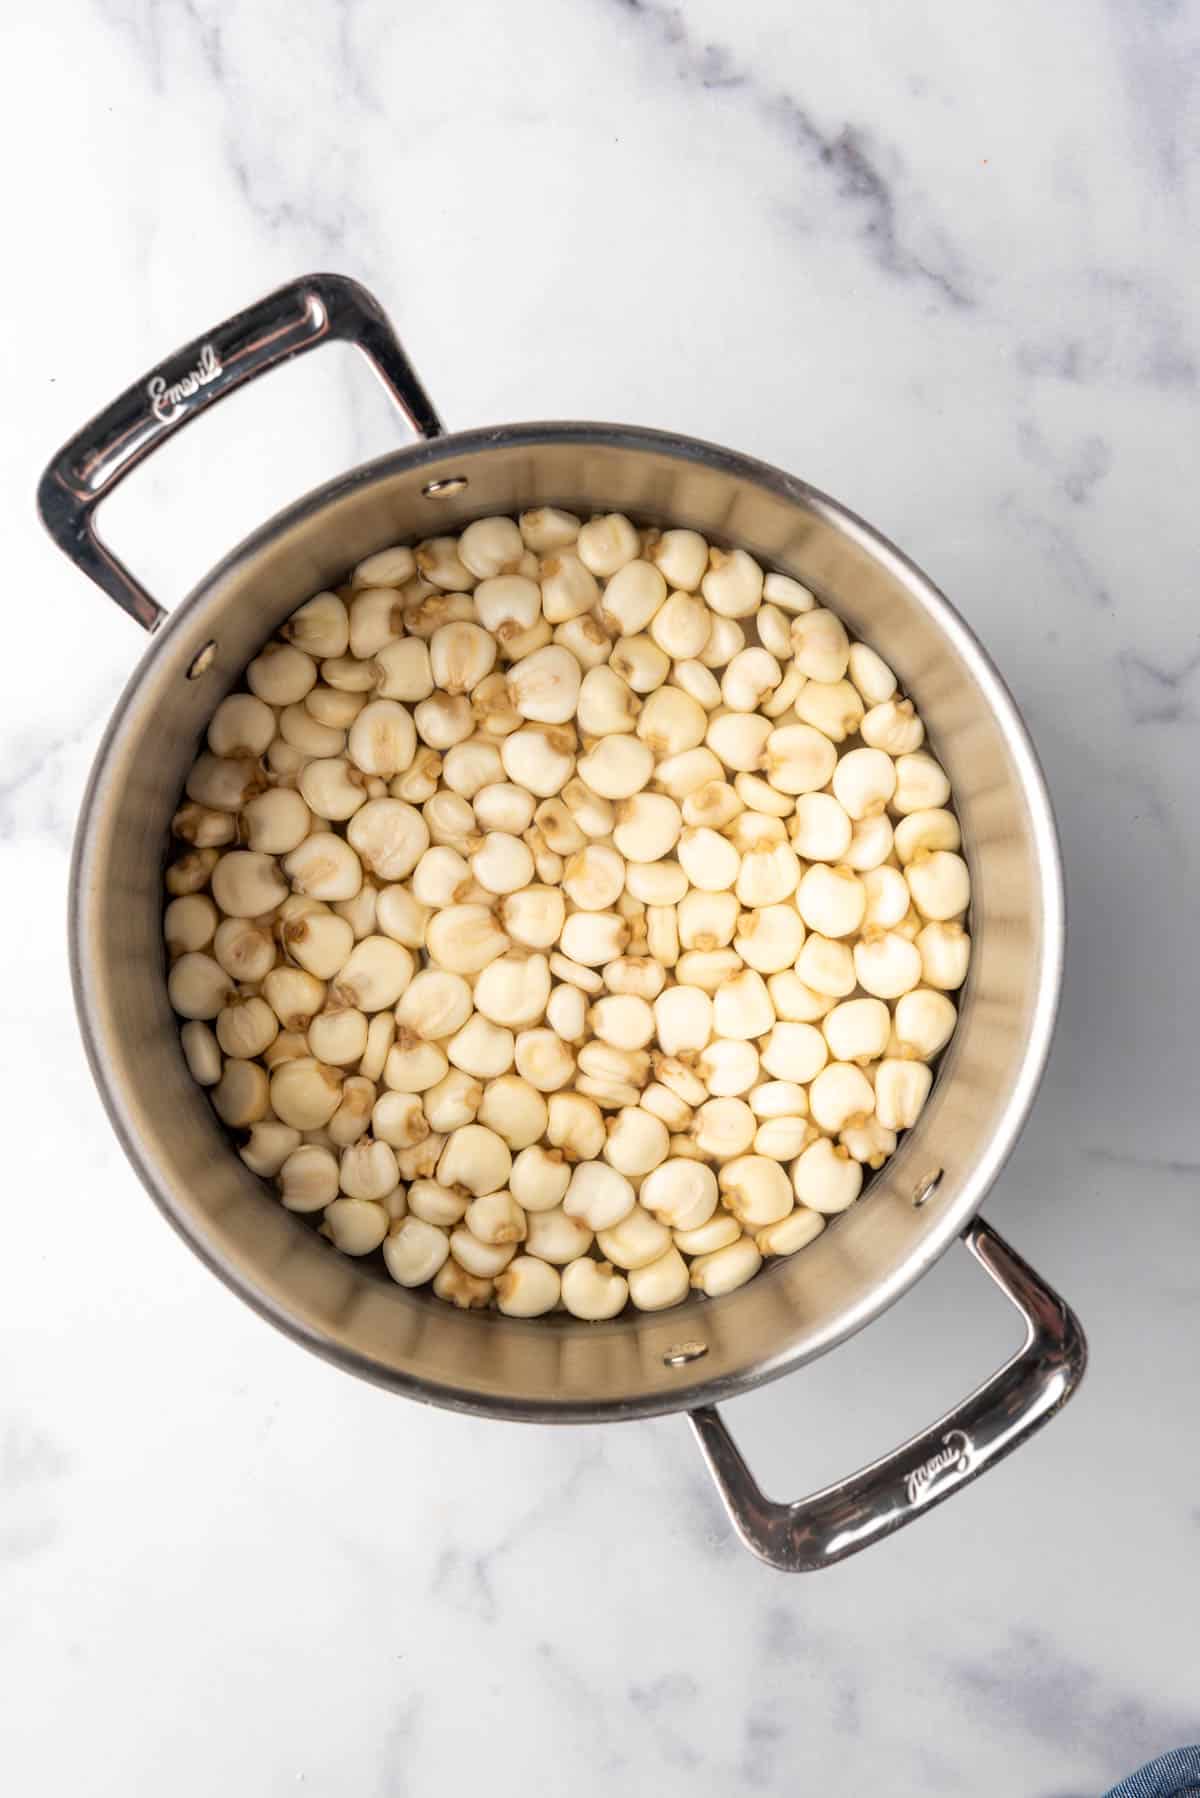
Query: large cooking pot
[{"left": 40, "top": 274, "right": 1085, "bottom": 1571}]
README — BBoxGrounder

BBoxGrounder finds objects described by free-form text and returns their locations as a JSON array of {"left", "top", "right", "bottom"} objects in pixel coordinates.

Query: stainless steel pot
[{"left": 40, "top": 274, "right": 1086, "bottom": 1571}]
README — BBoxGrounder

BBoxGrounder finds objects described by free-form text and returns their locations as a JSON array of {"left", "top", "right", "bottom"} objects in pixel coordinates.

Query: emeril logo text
[
  {"left": 148, "top": 343, "right": 222, "bottom": 422},
  {"left": 905, "top": 1429, "right": 973, "bottom": 1505}
]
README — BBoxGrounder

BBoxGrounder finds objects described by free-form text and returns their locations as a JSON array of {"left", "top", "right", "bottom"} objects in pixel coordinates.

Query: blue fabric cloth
[{"left": 1105, "top": 1748, "right": 1200, "bottom": 1797}]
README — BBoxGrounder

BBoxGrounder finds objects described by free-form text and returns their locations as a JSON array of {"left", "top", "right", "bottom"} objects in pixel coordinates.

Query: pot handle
[
  {"left": 688, "top": 1216, "right": 1086, "bottom": 1572},
  {"left": 36, "top": 272, "right": 443, "bottom": 632}
]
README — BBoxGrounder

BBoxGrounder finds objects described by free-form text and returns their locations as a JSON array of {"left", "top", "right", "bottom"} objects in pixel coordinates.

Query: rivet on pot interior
[
  {"left": 663, "top": 1341, "right": 708, "bottom": 1368},
  {"left": 912, "top": 1169, "right": 943, "bottom": 1208},
  {"left": 423, "top": 475, "right": 468, "bottom": 499},
  {"left": 187, "top": 641, "right": 217, "bottom": 679}
]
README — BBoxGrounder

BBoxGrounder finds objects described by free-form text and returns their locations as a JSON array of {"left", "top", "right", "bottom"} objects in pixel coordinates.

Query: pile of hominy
[{"left": 164, "top": 508, "right": 970, "bottom": 1319}]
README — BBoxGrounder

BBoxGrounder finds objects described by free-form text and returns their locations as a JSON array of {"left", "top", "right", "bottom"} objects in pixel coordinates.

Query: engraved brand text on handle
[
  {"left": 148, "top": 343, "right": 222, "bottom": 423},
  {"left": 905, "top": 1429, "right": 972, "bottom": 1505}
]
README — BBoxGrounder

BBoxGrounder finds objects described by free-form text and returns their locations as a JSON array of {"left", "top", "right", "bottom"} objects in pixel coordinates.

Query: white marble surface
[{"left": 4, "top": 1, "right": 1199, "bottom": 1791}]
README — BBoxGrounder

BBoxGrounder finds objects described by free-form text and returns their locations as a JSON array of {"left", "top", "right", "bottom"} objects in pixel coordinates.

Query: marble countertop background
[{"left": 4, "top": 1, "right": 1198, "bottom": 1791}]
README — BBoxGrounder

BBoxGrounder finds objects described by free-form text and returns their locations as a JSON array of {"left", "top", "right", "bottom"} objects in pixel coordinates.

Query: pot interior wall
[{"left": 73, "top": 426, "right": 1061, "bottom": 1420}]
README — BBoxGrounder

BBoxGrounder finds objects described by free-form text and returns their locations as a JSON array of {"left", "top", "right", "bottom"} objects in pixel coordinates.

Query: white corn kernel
[
  {"left": 645, "top": 905, "right": 680, "bottom": 968},
  {"left": 795, "top": 678, "right": 865, "bottom": 745},
  {"left": 334, "top": 935, "right": 414, "bottom": 1011},
  {"left": 262, "top": 965, "right": 326, "bottom": 1031},
  {"left": 847, "top": 641, "right": 897, "bottom": 705},
  {"left": 845, "top": 812, "right": 895, "bottom": 871},
  {"left": 338, "top": 1137, "right": 399, "bottom": 1202},
  {"left": 523, "top": 1205, "right": 594, "bottom": 1265},
  {"left": 247, "top": 641, "right": 317, "bottom": 706},
  {"left": 697, "top": 1037, "right": 760, "bottom": 1097},
  {"left": 426, "top": 905, "right": 510, "bottom": 973},
  {"left": 712, "top": 968, "right": 774, "bottom": 1040},
  {"left": 384, "top": 1216, "right": 450, "bottom": 1286},
  {"left": 561, "top": 1257, "right": 629, "bottom": 1320},
  {"left": 457, "top": 515, "right": 523, "bottom": 579},
  {"left": 563, "top": 1162, "right": 637, "bottom": 1232},
  {"left": 719, "top": 1155, "right": 793, "bottom": 1226},
  {"left": 893, "top": 989, "right": 957, "bottom": 1059},
  {"left": 809, "top": 1061, "right": 876, "bottom": 1132},
  {"left": 790, "top": 608, "right": 850, "bottom": 682},
  {"left": 722, "top": 647, "right": 782, "bottom": 712},
  {"left": 733, "top": 905, "right": 805, "bottom": 974},
  {"left": 861, "top": 698, "right": 925, "bottom": 756},
  {"left": 433, "top": 1262, "right": 494, "bottom": 1309},
  {"left": 442, "top": 738, "right": 504, "bottom": 800},
  {"left": 796, "top": 864, "right": 866, "bottom": 938},
  {"left": 216, "top": 995, "right": 279, "bottom": 1061},
  {"left": 649, "top": 528, "right": 708, "bottom": 591},
  {"left": 423, "top": 1069, "right": 483, "bottom": 1134},
  {"left": 413, "top": 691, "right": 474, "bottom": 750},
  {"left": 465, "top": 1189, "right": 527, "bottom": 1247},
  {"left": 473, "top": 781, "right": 537, "bottom": 836},
  {"left": 636, "top": 687, "right": 707, "bottom": 757},
  {"left": 495, "top": 1256, "right": 560, "bottom": 1317},
  {"left": 763, "top": 724, "right": 837, "bottom": 795},
  {"left": 757, "top": 1207, "right": 826, "bottom": 1257},
  {"left": 697, "top": 614, "right": 746, "bottom": 667},
  {"left": 510, "top": 1144, "right": 571, "bottom": 1212},
  {"left": 520, "top": 506, "right": 581, "bottom": 553},
  {"left": 672, "top": 949, "right": 741, "bottom": 992},
  {"left": 762, "top": 571, "right": 816, "bottom": 614},
  {"left": 754, "top": 1116, "right": 815, "bottom": 1160},
  {"left": 690, "top": 1236, "right": 762, "bottom": 1296},
  {"left": 640, "top": 1082, "right": 694, "bottom": 1132},
  {"left": 676, "top": 827, "right": 740, "bottom": 893},
  {"left": 437, "top": 1124, "right": 511, "bottom": 1197},
  {"left": 366, "top": 638, "right": 431, "bottom": 706},
  {"left": 905, "top": 850, "right": 970, "bottom": 921},
  {"left": 791, "top": 1138, "right": 863, "bottom": 1213},
  {"left": 594, "top": 1203, "right": 671, "bottom": 1270},
  {"left": 706, "top": 710, "right": 773, "bottom": 773},
  {"left": 862, "top": 865, "right": 910, "bottom": 929},
  {"left": 604, "top": 1106, "right": 670, "bottom": 1177},
  {"left": 650, "top": 589, "right": 712, "bottom": 660},
  {"left": 674, "top": 1213, "right": 742, "bottom": 1256},
  {"left": 165, "top": 894, "right": 219, "bottom": 957},
  {"left": 470, "top": 832, "right": 535, "bottom": 897},
  {"left": 795, "top": 933, "right": 857, "bottom": 997},
  {"left": 627, "top": 1247, "right": 690, "bottom": 1311},
  {"left": 691, "top": 1097, "right": 756, "bottom": 1159},
  {"left": 172, "top": 801, "right": 237, "bottom": 848},
  {"left": 446, "top": 1014, "right": 515, "bottom": 1079},
  {"left": 610, "top": 633, "right": 670, "bottom": 693},
  {"left": 749, "top": 1079, "right": 810, "bottom": 1120},
  {"left": 917, "top": 920, "right": 971, "bottom": 991},
  {"left": 539, "top": 551, "right": 601, "bottom": 624},
  {"left": 892, "top": 752, "right": 951, "bottom": 814},
  {"left": 671, "top": 659, "right": 724, "bottom": 709},
  {"left": 579, "top": 513, "right": 641, "bottom": 579},
  {"left": 823, "top": 997, "right": 892, "bottom": 1064},
  {"left": 241, "top": 1119, "right": 302, "bottom": 1178},
  {"left": 477, "top": 1074, "right": 548, "bottom": 1149},
  {"left": 640, "top": 1159, "right": 718, "bottom": 1232},
  {"left": 702, "top": 546, "right": 763, "bottom": 618},
  {"left": 893, "top": 807, "right": 961, "bottom": 865},
  {"left": 576, "top": 736, "right": 654, "bottom": 803},
  {"left": 279, "top": 1143, "right": 340, "bottom": 1211},
  {"left": 854, "top": 930, "right": 923, "bottom": 999},
  {"left": 757, "top": 1013, "right": 829, "bottom": 1079},
  {"left": 168, "top": 952, "right": 233, "bottom": 1020},
  {"left": 297, "top": 757, "right": 367, "bottom": 822},
  {"left": 506, "top": 645, "right": 582, "bottom": 725},
  {"left": 734, "top": 772, "right": 793, "bottom": 818},
  {"left": 473, "top": 951, "right": 550, "bottom": 1028},
  {"left": 412, "top": 844, "right": 472, "bottom": 907},
  {"left": 588, "top": 993, "right": 656, "bottom": 1051},
  {"left": 407, "top": 1179, "right": 469, "bottom": 1226},
  {"left": 395, "top": 1133, "right": 446, "bottom": 1180},
  {"left": 345, "top": 698, "right": 417, "bottom": 778},
  {"left": 207, "top": 693, "right": 276, "bottom": 760},
  {"left": 383, "top": 1037, "right": 449, "bottom": 1093},
  {"left": 875, "top": 1058, "right": 934, "bottom": 1130},
  {"left": 211, "top": 851, "right": 288, "bottom": 919},
  {"left": 370, "top": 1090, "right": 428, "bottom": 1149},
  {"left": 651, "top": 985, "right": 712, "bottom": 1058},
  {"left": 284, "top": 833, "right": 363, "bottom": 902},
  {"left": 415, "top": 536, "right": 473, "bottom": 591},
  {"left": 396, "top": 969, "right": 474, "bottom": 1039},
  {"left": 374, "top": 884, "right": 429, "bottom": 950},
  {"left": 555, "top": 613, "right": 613, "bottom": 670},
  {"left": 180, "top": 1019, "right": 222, "bottom": 1086},
  {"left": 500, "top": 725, "right": 576, "bottom": 797},
  {"left": 270, "top": 1058, "right": 343, "bottom": 1129},
  {"left": 840, "top": 1115, "right": 898, "bottom": 1168},
  {"left": 512, "top": 1024, "right": 576, "bottom": 1096},
  {"left": 735, "top": 842, "right": 801, "bottom": 909},
  {"left": 612, "top": 793, "right": 682, "bottom": 863},
  {"left": 185, "top": 756, "right": 265, "bottom": 812},
  {"left": 677, "top": 890, "right": 738, "bottom": 951}
]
